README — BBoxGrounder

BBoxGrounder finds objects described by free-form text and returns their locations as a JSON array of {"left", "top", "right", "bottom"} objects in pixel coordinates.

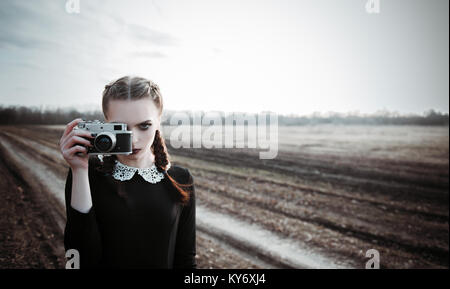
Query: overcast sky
[{"left": 0, "top": 0, "right": 448, "bottom": 115}]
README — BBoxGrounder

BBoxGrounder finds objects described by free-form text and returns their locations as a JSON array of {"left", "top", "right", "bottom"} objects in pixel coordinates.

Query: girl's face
[{"left": 105, "top": 98, "right": 161, "bottom": 162}]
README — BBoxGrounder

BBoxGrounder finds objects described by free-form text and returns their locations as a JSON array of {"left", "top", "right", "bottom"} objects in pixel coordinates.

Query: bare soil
[{"left": 0, "top": 124, "right": 448, "bottom": 268}]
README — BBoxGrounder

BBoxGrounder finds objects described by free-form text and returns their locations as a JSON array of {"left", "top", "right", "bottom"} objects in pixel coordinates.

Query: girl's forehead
[{"left": 107, "top": 98, "right": 160, "bottom": 123}]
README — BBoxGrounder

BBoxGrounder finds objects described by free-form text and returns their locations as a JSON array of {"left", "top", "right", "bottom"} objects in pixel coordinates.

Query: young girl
[{"left": 59, "top": 76, "right": 196, "bottom": 268}]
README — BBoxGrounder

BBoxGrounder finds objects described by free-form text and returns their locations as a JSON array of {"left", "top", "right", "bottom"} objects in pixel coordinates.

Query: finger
[
  {"left": 66, "top": 145, "right": 88, "bottom": 157},
  {"left": 62, "top": 118, "right": 83, "bottom": 139},
  {"left": 60, "top": 118, "right": 83, "bottom": 147},
  {"left": 63, "top": 135, "right": 93, "bottom": 151},
  {"left": 72, "top": 129, "right": 96, "bottom": 139},
  {"left": 61, "top": 129, "right": 94, "bottom": 149}
]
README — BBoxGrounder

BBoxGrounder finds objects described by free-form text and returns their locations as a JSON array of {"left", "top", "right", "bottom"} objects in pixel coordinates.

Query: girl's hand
[{"left": 59, "top": 118, "right": 95, "bottom": 171}]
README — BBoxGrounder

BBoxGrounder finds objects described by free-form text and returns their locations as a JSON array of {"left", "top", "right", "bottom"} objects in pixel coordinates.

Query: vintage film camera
[{"left": 73, "top": 120, "right": 132, "bottom": 155}]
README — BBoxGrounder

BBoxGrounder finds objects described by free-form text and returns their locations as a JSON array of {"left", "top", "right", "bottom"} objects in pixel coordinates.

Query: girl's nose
[{"left": 131, "top": 130, "right": 139, "bottom": 142}]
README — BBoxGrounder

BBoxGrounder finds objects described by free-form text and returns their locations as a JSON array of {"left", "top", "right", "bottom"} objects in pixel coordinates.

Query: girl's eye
[{"left": 140, "top": 123, "right": 151, "bottom": 130}]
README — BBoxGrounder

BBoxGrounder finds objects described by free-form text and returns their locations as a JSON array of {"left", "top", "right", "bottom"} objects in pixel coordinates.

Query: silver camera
[{"left": 74, "top": 120, "right": 133, "bottom": 155}]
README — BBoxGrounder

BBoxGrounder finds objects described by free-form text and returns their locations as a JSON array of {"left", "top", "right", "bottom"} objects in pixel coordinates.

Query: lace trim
[{"left": 110, "top": 158, "right": 170, "bottom": 184}]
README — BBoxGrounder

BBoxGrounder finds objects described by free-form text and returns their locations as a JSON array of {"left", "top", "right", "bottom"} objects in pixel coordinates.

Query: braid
[
  {"left": 151, "top": 129, "right": 169, "bottom": 172},
  {"left": 152, "top": 129, "right": 192, "bottom": 205},
  {"left": 101, "top": 76, "right": 192, "bottom": 205}
]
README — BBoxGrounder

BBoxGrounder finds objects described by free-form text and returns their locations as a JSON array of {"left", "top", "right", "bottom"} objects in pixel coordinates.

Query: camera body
[{"left": 74, "top": 120, "right": 132, "bottom": 155}]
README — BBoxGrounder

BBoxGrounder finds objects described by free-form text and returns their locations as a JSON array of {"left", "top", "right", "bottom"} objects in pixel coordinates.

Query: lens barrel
[{"left": 94, "top": 132, "right": 116, "bottom": 153}]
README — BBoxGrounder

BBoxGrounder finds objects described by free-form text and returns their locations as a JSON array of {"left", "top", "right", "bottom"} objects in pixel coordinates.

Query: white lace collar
[{"left": 110, "top": 159, "right": 171, "bottom": 184}]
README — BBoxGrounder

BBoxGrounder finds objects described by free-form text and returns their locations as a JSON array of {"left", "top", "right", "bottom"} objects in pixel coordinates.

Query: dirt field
[{"left": 0, "top": 124, "right": 448, "bottom": 268}]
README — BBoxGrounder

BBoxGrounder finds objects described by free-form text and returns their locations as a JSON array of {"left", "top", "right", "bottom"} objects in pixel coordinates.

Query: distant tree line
[
  {"left": 276, "top": 109, "right": 449, "bottom": 126},
  {"left": 0, "top": 106, "right": 105, "bottom": 125},
  {"left": 0, "top": 105, "right": 448, "bottom": 126}
]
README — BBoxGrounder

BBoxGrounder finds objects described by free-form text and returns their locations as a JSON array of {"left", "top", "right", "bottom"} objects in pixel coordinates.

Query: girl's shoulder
[{"left": 167, "top": 163, "right": 194, "bottom": 184}]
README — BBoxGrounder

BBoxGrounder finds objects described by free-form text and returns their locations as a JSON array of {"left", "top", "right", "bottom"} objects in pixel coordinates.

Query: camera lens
[
  {"left": 93, "top": 132, "right": 116, "bottom": 153},
  {"left": 95, "top": 135, "right": 113, "bottom": 152}
]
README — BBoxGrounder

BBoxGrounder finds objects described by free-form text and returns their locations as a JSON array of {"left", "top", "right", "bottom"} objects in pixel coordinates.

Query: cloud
[
  {"left": 0, "top": 32, "right": 56, "bottom": 50},
  {"left": 130, "top": 51, "right": 167, "bottom": 58},
  {"left": 0, "top": 1, "right": 61, "bottom": 49},
  {"left": 212, "top": 47, "right": 222, "bottom": 54},
  {"left": 126, "top": 23, "right": 179, "bottom": 47}
]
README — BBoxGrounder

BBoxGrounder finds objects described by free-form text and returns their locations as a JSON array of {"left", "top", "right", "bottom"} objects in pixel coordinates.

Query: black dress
[{"left": 63, "top": 156, "right": 196, "bottom": 269}]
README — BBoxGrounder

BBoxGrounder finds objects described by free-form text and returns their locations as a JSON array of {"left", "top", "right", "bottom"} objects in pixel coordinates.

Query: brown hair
[{"left": 98, "top": 75, "right": 192, "bottom": 205}]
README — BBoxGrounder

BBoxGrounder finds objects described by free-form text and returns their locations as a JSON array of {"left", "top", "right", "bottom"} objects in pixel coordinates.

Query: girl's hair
[{"left": 97, "top": 75, "right": 192, "bottom": 205}]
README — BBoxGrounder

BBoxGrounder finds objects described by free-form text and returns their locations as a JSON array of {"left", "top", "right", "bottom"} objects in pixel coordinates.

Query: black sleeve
[
  {"left": 63, "top": 167, "right": 102, "bottom": 268},
  {"left": 173, "top": 168, "right": 197, "bottom": 269}
]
